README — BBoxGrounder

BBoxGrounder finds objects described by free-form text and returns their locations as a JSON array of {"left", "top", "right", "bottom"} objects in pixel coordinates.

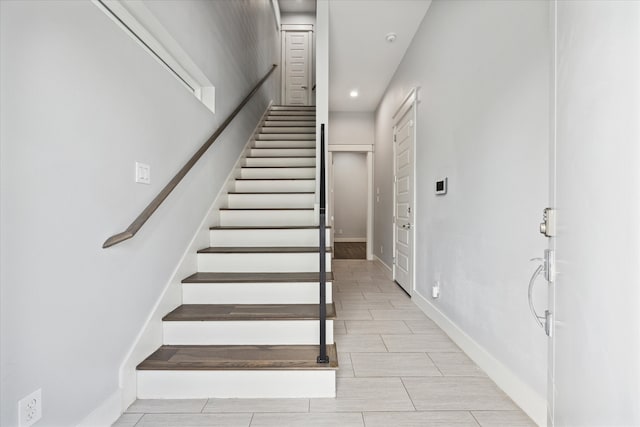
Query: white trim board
[
  {"left": 328, "top": 144, "right": 373, "bottom": 152},
  {"left": 412, "top": 290, "right": 547, "bottom": 427},
  {"left": 76, "top": 389, "right": 121, "bottom": 427},
  {"left": 116, "top": 102, "right": 273, "bottom": 415}
]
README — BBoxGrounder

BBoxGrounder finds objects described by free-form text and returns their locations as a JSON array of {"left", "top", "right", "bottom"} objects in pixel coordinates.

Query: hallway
[{"left": 114, "top": 260, "right": 534, "bottom": 426}]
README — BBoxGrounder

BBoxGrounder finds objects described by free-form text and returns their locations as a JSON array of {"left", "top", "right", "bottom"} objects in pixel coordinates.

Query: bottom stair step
[{"left": 137, "top": 344, "right": 338, "bottom": 398}]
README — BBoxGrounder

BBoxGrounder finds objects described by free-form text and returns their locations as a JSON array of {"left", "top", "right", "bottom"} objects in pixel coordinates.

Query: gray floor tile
[
  {"left": 402, "top": 377, "right": 519, "bottom": 411},
  {"left": 310, "top": 378, "right": 414, "bottom": 412},
  {"left": 337, "top": 309, "right": 374, "bottom": 320},
  {"left": 136, "top": 413, "right": 251, "bottom": 427},
  {"left": 404, "top": 319, "right": 442, "bottom": 333},
  {"left": 428, "top": 352, "right": 486, "bottom": 376},
  {"left": 251, "top": 412, "right": 364, "bottom": 426},
  {"left": 337, "top": 300, "right": 395, "bottom": 310},
  {"left": 363, "top": 411, "right": 480, "bottom": 426},
  {"left": 203, "top": 398, "right": 308, "bottom": 413},
  {"left": 126, "top": 399, "right": 207, "bottom": 413},
  {"left": 112, "top": 413, "right": 143, "bottom": 427},
  {"left": 346, "top": 320, "right": 412, "bottom": 334},
  {"left": 337, "top": 352, "right": 355, "bottom": 377},
  {"left": 382, "top": 334, "right": 461, "bottom": 352},
  {"left": 471, "top": 410, "right": 536, "bottom": 426},
  {"left": 370, "top": 309, "right": 429, "bottom": 320},
  {"left": 336, "top": 334, "right": 388, "bottom": 352},
  {"left": 335, "top": 320, "right": 347, "bottom": 334},
  {"left": 351, "top": 352, "right": 442, "bottom": 377}
]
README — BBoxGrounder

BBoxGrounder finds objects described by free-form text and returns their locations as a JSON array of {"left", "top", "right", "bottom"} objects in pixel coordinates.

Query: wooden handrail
[{"left": 103, "top": 64, "right": 278, "bottom": 248}]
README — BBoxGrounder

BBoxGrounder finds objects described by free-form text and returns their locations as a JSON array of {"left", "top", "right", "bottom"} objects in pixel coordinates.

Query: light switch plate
[{"left": 135, "top": 162, "right": 151, "bottom": 185}]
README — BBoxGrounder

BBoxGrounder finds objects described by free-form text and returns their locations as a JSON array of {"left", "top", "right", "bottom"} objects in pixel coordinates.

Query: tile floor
[{"left": 113, "top": 260, "right": 536, "bottom": 427}]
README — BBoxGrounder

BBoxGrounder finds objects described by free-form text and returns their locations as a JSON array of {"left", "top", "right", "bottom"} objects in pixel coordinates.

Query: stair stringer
[{"left": 117, "top": 101, "right": 274, "bottom": 411}]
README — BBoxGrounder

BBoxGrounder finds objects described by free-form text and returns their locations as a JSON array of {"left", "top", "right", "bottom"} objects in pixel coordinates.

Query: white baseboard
[
  {"left": 76, "top": 389, "right": 121, "bottom": 427},
  {"left": 116, "top": 102, "right": 274, "bottom": 413},
  {"left": 334, "top": 237, "right": 366, "bottom": 242},
  {"left": 411, "top": 290, "right": 547, "bottom": 427},
  {"left": 373, "top": 255, "right": 392, "bottom": 276}
]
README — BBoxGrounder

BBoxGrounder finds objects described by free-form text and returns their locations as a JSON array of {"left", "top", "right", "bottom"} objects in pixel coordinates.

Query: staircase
[{"left": 136, "top": 105, "right": 338, "bottom": 399}]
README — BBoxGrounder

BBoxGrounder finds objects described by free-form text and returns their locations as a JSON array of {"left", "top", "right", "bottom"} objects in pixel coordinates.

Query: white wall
[
  {"left": 374, "top": 0, "right": 550, "bottom": 421},
  {"left": 552, "top": 1, "right": 640, "bottom": 425},
  {"left": 0, "top": 1, "right": 279, "bottom": 425},
  {"left": 333, "top": 153, "right": 367, "bottom": 240},
  {"left": 328, "top": 112, "right": 374, "bottom": 145},
  {"left": 281, "top": 12, "right": 316, "bottom": 26}
]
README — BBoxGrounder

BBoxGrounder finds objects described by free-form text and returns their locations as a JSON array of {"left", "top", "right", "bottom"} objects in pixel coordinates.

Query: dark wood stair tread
[
  {"left": 235, "top": 178, "right": 314, "bottom": 181},
  {"left": 209, "top": 225, "right": 329, "bottom": 229},
  {"left": 163, "top": 303, "right": 336, "bottom": 321},
  {"left": 219, "top": 208, "right": 313, "bottom": 211},
  {"left": 227, "top": 192, "right": 314, "bottom": 195},
  {"left": 241, "top": 166, "right": 315, "bottom": 168},
  {"left": 198, "top": 246, "right": 331, "bottom": 253},
  {"left": 137, "top": 344, "right": 338, "bottom": 371},
  {"left": 182, "top": 271, "right": 334, "bottom": 283},
  {"left": 247, "top": 155, "right": 315, "bottom": 158}
]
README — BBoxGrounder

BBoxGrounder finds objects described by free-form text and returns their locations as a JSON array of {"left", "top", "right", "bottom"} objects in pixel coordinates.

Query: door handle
[
  {"left": 528, "top": 259, "right": 546, "bottom": 329},
  {"left": 401, "top": 224, "right": 412, "bottom": 229},
  {"left": 301, "top": 86, "right": 308, "bottom": 89}
]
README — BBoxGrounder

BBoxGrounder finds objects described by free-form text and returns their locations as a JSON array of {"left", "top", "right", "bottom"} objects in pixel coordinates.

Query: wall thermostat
[{"left": 435, "top": 177, "right": 448, "bottom": 195}]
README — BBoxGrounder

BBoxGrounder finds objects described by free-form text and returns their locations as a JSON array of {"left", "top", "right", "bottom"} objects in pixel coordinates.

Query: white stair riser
[
  {"left": 244, "top": 157, "right": 315, "bottom": 167},
  {"left": 182, "top": 282, "right": 332, "bottom": 304},
  {"left": 268, "top": 111, "right": 316, "bottom": 116},
  {"left": 219, "top": 209, "right": 315, "bottom": 226},
  {"left": 240, "top": 168, "right": 315, "bottom": 179},
  {"left": 210, "top": 228, "right": 330, "bottom": 247},
  {"left": 264, "top": 121, "right": 315, "bottom": 127},
  {"left": 197, "top": 252, "right": 332, "bottom": 272},
  {"left": 261, "top": 127, "right": 314, "bottom": 133},
  {"left": 163, "top": 320, "right": 334, "bottom": 345},
  {"left": 271, "top": 106, "right": 316, "bottom": 111},
  {"left": 267, "top": 117, "right": 315, "bottom": 122},
  {"left": 250, "top": 148, "right": 315, "bottom": 157},
  {"left": 137, "top": 370, "right": 335, "bottom": 399},
  {"left": 234, "top": 180, "right": 315, "bottom": 192},
  {"left": 257, "top": 134, "right": 315, "bottom": 140},
  {"left": 227, "top": 193, "right": 314, "bottom": 209},
  {"left": 254, "top": 140, "right": 315, "bottom": 148}
]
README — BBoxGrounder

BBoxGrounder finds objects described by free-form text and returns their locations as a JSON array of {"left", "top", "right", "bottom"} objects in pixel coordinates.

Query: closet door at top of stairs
[{"left": 283, "top": 30, "right": 312, "bottom": 106}]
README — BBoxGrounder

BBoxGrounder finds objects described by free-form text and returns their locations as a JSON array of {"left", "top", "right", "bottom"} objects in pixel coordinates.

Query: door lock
[{"left": 539, "top": 208, "right": 556, "bottom": 237}]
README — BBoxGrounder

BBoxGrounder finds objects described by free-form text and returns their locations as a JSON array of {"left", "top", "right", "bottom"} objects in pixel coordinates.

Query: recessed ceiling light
[
  {"left": 350, "top": 90, "right": 359, "bottom": 98},
  {"left": 386, "top": 32, "right": 397, "bottom": 43}
]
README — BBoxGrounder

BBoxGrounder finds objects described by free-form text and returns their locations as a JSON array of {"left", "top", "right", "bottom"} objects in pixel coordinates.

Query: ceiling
[
  {"left": 328, "top": 0, "right": 431, "bottom": 112},
  {"left": 279, "top": 0, "right": 316, "bottom": 14}
]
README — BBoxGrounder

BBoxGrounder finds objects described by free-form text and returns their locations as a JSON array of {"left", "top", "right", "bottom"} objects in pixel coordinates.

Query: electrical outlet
[
  {"left": 18, "top": 389, "right": 42, "bottom": 427},
  {"left": 380, "top": 245, "right": 384, "bottom": 254}
]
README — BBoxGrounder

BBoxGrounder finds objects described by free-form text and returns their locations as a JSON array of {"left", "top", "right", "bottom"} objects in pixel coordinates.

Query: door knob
[{"left": 301, "top": 86, "right": 308, "bottom": 89}]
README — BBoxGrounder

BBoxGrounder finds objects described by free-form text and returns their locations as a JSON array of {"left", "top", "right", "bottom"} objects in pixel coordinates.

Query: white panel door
[
  {"left": 284, "top": 31, "right": 310, "bottom": 105},
  {"left": 550, "top": 1, "right": 640, "bottom": 426},
  {"left": 393, "top": 105, "right": 414, "bottom": 295}
]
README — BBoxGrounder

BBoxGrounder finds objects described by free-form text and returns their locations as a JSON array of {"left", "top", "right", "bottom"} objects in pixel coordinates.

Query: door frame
[
  {"left": 328, "top": 145, "right": 374, "bottom": 260},
  {"left": 392, "top": 88, "right": 418, "bottom": 295},
  {"left": 280, "top": 24, "right": 314, "bottom": 105}
]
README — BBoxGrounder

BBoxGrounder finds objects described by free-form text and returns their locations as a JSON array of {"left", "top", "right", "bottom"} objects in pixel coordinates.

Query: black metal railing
[{"left": 317, "top": 123, "right": 329, "bottom": 363}]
